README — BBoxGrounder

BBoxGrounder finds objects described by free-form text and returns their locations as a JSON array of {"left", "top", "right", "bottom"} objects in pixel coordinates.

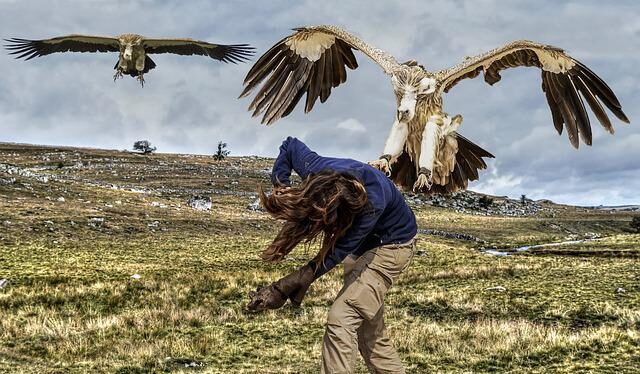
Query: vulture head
[
  {"left": 391, "top": 67, "right": 437, "bottom": 123},
  {"left": 118, "top": 34, "right": 144, "bottom": 62}
]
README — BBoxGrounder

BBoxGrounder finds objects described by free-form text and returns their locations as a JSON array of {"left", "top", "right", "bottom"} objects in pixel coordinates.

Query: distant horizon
[{"left": 2, "top": 139, "right": 637, "bottom": 208}]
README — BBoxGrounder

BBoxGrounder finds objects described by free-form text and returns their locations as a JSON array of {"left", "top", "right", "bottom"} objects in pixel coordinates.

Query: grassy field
[{"left": 0, "top": 143, "right": 638, "bottom": 373}]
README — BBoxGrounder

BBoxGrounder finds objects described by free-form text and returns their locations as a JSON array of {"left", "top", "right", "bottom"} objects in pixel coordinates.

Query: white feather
[{"left": 419, "top": 77, "right": 436, "bottom": 94}]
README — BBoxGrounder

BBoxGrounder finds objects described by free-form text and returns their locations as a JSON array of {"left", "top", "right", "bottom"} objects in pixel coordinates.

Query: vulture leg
[
  {"left": 113, "top": 67, "right": 124, "bottom": 82},
  {"left": 369, "top": 120, "right": 409, "bottom": 176},
  {"left": 136, "top": 72, "right": 145, "bottom": 87},
  {"left": 135, "top": 53, "right": 146, "bottom": 87},
  {"left": 414, "top": 114, "right": 444, "bottom": 191},
  {"left": 113, "top": 59, "right": 125, "bottom": 82}
]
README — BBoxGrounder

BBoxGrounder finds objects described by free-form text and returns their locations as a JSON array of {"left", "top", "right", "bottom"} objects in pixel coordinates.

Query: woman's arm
[
  {"left": 312, "top": 207, "right": 382, "bottom": 278},
  {"left": 271, "top": 137, "right": 319, "bottom": 186},
  {"left": 271, "top": 138, "right": 294, "bottom": 186}
]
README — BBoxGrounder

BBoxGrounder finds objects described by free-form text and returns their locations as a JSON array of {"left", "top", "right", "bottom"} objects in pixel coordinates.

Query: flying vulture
[
  {"left": 4, "top": 34, "right": 254, "bottom": 86},
  {"left": 240, "top": 25, "right": 630, "bottom": 194}
]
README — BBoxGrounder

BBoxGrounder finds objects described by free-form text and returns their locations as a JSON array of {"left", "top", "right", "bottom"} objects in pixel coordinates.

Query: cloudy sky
[{"left": 0, "top": 0, "right": 638, "bottom": 205}]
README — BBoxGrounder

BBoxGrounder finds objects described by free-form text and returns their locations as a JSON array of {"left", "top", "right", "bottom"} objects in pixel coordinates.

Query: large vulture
[
  {"left": 240, "top": 25, "right": 630, "bottom": 194},
  {"left": 5, "top": 34, "right": 254, "bottom": 86}
]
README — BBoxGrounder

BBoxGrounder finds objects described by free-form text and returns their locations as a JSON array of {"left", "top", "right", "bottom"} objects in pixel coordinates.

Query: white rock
[
  {"left": 0, "top": 279, "right": 7, "bottom": 289},
  {"left": 57, "top": 197, "right": 65, "bottom": 202},
  {"left": 188, "top": 195, "right": 212, "bottom": 211},
  {"left": 131, "top": 274, "right": 141, "bottom": 280},
  {"left": 247, "top": 198, "right": 265, "bottom": 212},
  {"left": 485, "top": 286, "right": 506, "bottom": 292},
  {"left": 88, "top": 217, "right": 104, "bottom": 228}
]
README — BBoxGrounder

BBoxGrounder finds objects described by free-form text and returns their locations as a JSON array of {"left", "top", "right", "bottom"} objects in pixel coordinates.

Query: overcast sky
[{"left": 0, "top": 0, "right": 638, "bottom": 205}]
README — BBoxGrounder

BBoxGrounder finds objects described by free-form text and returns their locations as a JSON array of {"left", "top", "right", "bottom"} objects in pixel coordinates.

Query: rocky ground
[
  {"left": 404, "top": 190, "right": 548, "bottom": 217},
  {"left": 0, "top": 143, "right": 561, "bottom": 225}
]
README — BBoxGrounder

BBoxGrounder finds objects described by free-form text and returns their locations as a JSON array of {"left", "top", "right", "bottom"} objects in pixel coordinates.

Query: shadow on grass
[
  {"left": 405, "top": 299, "right": 633, "bottom": 330},
  {"left": 526, "top": 249, "right": 640, "bottom": 258}
]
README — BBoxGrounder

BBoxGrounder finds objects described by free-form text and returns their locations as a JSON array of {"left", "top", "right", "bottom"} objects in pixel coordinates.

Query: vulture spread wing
[
  {"left": 239, "top": 25, "right": 402, "bottom": 125},
  {"left": 4, "top": 35, "right": 120, "bottom": 60},
  {"left": 436, "top": 40, "right": 629, "bottom": 148},
  {"left": 143, "top": 38, "right": 254, "bottom": 63}
]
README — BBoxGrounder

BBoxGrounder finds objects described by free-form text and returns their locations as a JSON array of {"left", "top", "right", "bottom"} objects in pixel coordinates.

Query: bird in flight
[
  {"left": 5, "top": 34, "right": 255, "bottom": 86},
  {"left": 240, "top": 25, "right": 629, "bottom": 194}
]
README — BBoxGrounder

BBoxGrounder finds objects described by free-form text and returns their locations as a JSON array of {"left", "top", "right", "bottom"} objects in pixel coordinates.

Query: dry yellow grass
[{"left": 0, "top": 143, "right": 639, "bottom": 373}]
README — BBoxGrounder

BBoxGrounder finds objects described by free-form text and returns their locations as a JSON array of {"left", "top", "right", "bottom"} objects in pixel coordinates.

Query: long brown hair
[{"left": 258, "top": 170, "right": 369, "bottom": 265}]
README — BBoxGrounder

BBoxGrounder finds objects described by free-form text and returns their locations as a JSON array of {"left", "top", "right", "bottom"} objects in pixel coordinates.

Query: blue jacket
[{"left": 271, "top": 137, "right": 417, "bottom": 278}]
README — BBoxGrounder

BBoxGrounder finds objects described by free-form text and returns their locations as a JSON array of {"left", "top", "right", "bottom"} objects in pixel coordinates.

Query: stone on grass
[
  {"left": 0, "top": 177, "right": 16, "bottom": 185},
  {"left": 247, "top": 198, "right": 265, "bottom": 212},
  {"left": 187, "top": 195, "right": 212, "bottom": 211},
  {"left": 88, "top": 217, "right": 104, "bottom": 228},
  {"left": 485, "top": 286, "right": 506, "bottom": 292}
]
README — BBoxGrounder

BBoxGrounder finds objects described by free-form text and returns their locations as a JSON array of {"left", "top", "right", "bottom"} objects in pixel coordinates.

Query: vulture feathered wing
[
  {"left": 240, "top": 25, "right": 402, "bottom": 125},
  {"left": 392, "top": 134, "right": 495, "bottom": 195},
  {"left": 143, "top": 38, "right": 254, "bottom": 63},
  {"left": 436, "top": 40, "right": 630, "bottom": 148},
  {"left": 4, "top": 35, "right": 120, "bottom": 60}
]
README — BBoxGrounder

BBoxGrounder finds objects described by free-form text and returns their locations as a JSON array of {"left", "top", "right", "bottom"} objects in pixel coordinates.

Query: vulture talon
[
  {"left": 413, "top": 169, "right": 433, "bottom": 192},
  {"left": 368, "top": 157, "right": 392, "bottom": 177},
  {"left": 137, "top": 73, "right": 145, "bottom": 87}
]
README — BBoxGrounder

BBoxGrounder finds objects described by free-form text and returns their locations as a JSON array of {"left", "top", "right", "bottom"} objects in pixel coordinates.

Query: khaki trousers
[{"left": 320, "top": 239, "right": 415, "bottom": 374}]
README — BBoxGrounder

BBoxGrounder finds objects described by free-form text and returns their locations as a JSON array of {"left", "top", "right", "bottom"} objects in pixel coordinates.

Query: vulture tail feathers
[{"left": 389, "top": 134, "right": 493, "bottom": 195}]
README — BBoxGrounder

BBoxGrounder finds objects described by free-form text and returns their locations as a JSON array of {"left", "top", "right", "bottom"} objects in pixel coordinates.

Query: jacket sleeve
[
  {"left": 311, "top": 207, "right": 382, "bottom": 279},
  {"left": 271, "top": 137, "right": 316, "bottom": 186}
]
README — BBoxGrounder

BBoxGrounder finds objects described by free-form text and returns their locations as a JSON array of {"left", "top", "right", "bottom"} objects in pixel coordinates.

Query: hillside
[{"left": 0, "top": 143, "right": 638, "bottom": 373}]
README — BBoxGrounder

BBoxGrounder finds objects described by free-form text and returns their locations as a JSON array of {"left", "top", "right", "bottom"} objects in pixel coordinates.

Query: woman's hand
[
  {"left": 247, "top": 284, "right": 287, "bottom": 312},
  {"left": 246, "top": 264, "right": 315, "bottom": 312}
]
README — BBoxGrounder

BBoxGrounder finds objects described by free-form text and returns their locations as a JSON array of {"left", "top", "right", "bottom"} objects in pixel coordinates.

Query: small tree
[
  {"left": 133, "top": 140, "right": 156, "bottom": 155},
  {"left": 520, "top": 194, "right": 527, "bottom": 205},
  {"left": 213, "top": 141, "right": 230, "bottom": 161},
  {"left": 478, "top": 195, "right": 494, "bottom": 209},
  {"left": 630, "top": 216, "right": 640, "bottom": 233}
]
